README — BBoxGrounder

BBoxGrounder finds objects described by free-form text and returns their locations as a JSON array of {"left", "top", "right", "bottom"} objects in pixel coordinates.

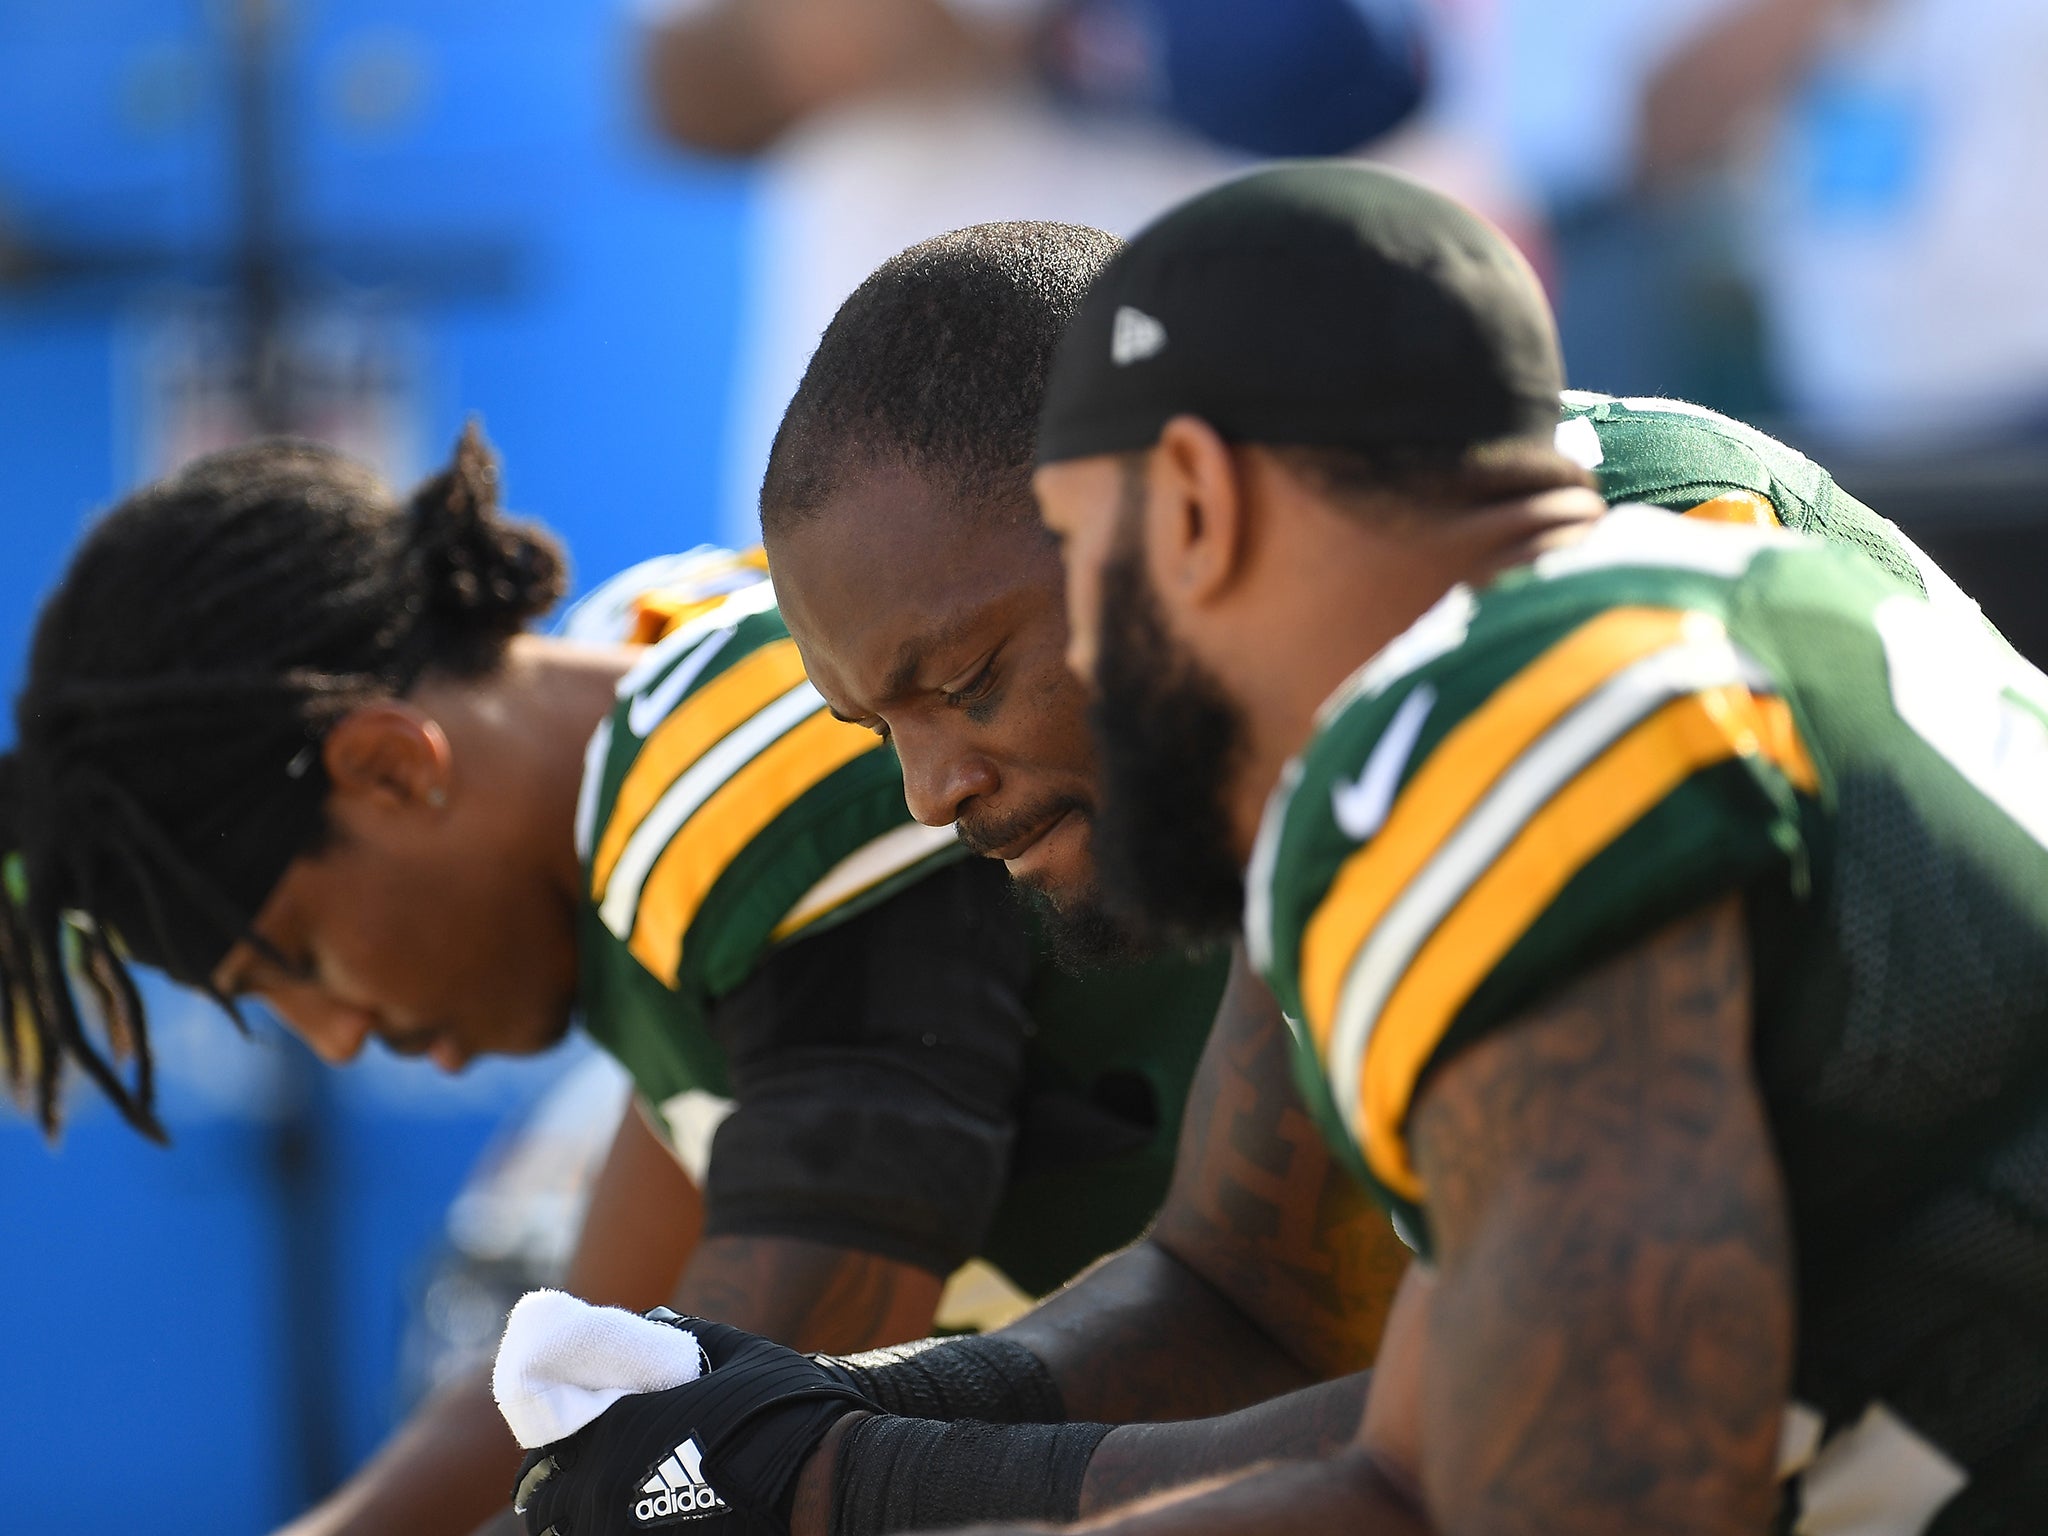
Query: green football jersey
[
  {"left": 1560, "top": 390, "right": 1988, "bottom": 622},
  {"left": 569, "top": 551, "right": 1225, "bottom": 1297},
  {"left": 1252, "top": 508, "right": 2048, "bottom": 1530}
]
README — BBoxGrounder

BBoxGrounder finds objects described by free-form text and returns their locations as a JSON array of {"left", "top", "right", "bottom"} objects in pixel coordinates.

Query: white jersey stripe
[
  {"left": 1244, "top": 756, "right": 1304, "bottom": 978},
  {"left": 626, "top": 622, "right": 740, "bottom": 739},
  {"left": 573, "top": 715, "right": 615, "bottom": 864},
  {"left": 598, "top": 679, "right": 824, "bottom": 941},
  {"left": 1324, "top": 631, "right": 1761, "bottom": 1147},
  {"left": 611, "top": 578, "right": 778, "bottom": 703},
  {"left": 772, "top": 819, "right": 963, "bottom": 941}
]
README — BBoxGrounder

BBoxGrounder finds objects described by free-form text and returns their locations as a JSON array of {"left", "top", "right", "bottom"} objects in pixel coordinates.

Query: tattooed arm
[
  {"left": 1406, "top": 893, "right": 1793, "bottom": 1534},
  {"left": 275, "top": 1103, "right": 946, "bottom": 1536},
  {"left": 784, "top": 946, "right": 1410, "bottom": 1532},
  {"left": 917, "top": 896, "right": 1793, "bottom": 1536},
  {"left": 1000, "top": 943, "right": 1413, "bottom": 1426}
]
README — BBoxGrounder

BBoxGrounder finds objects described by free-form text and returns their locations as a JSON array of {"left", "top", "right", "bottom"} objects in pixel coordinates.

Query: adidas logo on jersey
[
  {"left": 1111, "top": 305, "right": 1167, "bottom": 365},
  {"left": 634, "top": 1435, "right": 728, "bottom": 1525}
]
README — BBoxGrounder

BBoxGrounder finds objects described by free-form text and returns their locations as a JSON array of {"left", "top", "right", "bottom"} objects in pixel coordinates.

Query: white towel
[{"left": 492, "top": 1289, "right": 707, "bottom": 1449}]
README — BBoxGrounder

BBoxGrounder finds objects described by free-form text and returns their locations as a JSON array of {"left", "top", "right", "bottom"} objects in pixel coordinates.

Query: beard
[
  {"left": 1087, "top": 532, "right": 1252, "bottom": 948},
  {"left": 1013, "top": 878, "right": 1152, "bottom": 975},
  {"left": 958, "top": 794, "right": 1153, "bottom": 973}
]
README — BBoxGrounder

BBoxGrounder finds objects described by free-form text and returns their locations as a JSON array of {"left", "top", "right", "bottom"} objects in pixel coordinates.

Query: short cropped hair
[{"left": 760, "top": 221, "right": 1123, "bottom": 535}]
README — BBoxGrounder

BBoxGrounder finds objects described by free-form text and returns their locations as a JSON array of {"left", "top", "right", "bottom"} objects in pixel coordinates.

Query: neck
[
  {"left": 1218, "top": 485, "right": 1608, "bottom": 855},
  {"left": 428, "top": 635, "right": 637, "bottom": 906}
]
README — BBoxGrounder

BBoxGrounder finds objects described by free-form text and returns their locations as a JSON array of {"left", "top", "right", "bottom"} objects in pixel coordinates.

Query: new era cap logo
[
  {"left": 1111, "top": 305, "right": 1167, "bottom": 366},
  {"left": 634, "top": 1435, "right": 729, "bottom": 1525}
]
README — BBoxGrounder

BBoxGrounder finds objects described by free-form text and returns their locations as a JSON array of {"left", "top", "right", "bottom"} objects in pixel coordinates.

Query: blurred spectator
[
  {"left": 1037, "top": 0, "right": 1427, "bottom": 158},
  {"left": 639, "top": 0, "right": 1435, "bottom": 542},
  {"left": 644, "top": 0, "right": 1428, "bottom": 160},
  {"left": 1413, "top": 0, "right": 1767, "bottom": 411},
  {"left": 1644, "top": 0, "right": 2048, "bottom": 453}
]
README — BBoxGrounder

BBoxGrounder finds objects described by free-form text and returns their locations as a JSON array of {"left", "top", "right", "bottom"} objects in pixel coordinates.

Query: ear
[
  {"left": 1150, "top": 415, "right": 1247, "bottom": 609},
  {"left": 321, "top": 703, "right": 453, "bottom": 819}
]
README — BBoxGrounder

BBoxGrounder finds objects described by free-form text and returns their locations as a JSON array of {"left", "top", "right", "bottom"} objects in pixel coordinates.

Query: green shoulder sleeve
[
  {"left": 1251, "top": 517, "right": 1818, "bottom": 1247},
  {"left": 1561, "top": 390, "right": 1934, "bottom": 597},
  {"left": 578, "top": 592, "right": 963, "bottom": 1105}
]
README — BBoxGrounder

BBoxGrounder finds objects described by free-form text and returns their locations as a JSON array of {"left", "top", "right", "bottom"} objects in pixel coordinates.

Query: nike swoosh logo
[{"left": 1331, "top": 684, "right": 1436, "bottom": 841}]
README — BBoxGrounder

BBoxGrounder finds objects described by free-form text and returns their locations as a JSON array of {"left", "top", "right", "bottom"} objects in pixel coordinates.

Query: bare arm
[
  {"left": 274, "top": 1104, "right": 944, "bottom": 1536},
  {"left": 936, "top": 1451, "right": 1428, "bottom": 1536},
  {"left": 998, "top": 945, "right": 1411, "bottom": 1422},
  {"left": 1636, "top": 0, "right": 1856, "bottom": 188},
  {"left": 678, "top": 1234, "right": 941, "bottom": 1353},
  {"left": 640, "top": 0, "right": 1014, "bottom": 156},
  {"left": 786, "top": 948, "right": 1416, "bottom": 1533},
  {"left": 270, "top": 1103, "right": 697, "bottom": 1536},
  {"left": 918, "top": 898, "right": 1791, "bottom": 1536},
  {"left": 1407, "top": 895, "right": 1792, "bottom": 1534}
]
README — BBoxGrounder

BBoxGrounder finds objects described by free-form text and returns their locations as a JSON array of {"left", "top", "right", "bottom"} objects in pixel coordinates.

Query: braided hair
[{"left": 0, "top": 423, "right": 566, "bottom": 1140}]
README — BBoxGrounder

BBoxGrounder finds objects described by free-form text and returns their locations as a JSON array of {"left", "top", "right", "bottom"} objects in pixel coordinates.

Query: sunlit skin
[
  {"left": 1033, "top": 415, "right": 1610, "bottom": 862},
  {"left": 770, "top": 460, "right": 1105, "bottom": 903},
  {"left": 208, "top": 635, "right": 634, "bottom": 1073}
]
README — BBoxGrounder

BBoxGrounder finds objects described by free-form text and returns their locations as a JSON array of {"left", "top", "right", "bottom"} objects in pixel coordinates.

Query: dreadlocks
[{"left": 0, "top": 423, "right": 565, "bottom": 1140}]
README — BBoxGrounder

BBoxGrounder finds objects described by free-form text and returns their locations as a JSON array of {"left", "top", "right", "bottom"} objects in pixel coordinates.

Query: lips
[{"left": 984, "top": 807, "right": 1075, "bottom": 864}]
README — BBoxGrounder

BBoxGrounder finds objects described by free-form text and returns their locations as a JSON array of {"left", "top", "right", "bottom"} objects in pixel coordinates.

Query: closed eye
[
  {"left": 940, "top": 653, "right": 1001, "bottom": 718},
  {"left": 827, "top": 705, "right": 891, "bottom": 741},
  {"left": 942, "top": 664, "right": 993, "bottom": 708}
]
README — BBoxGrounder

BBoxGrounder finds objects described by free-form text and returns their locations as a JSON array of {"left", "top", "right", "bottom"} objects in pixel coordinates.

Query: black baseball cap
[{"left": 1036, "top": 162, "right": 1563, "bottom": 465}]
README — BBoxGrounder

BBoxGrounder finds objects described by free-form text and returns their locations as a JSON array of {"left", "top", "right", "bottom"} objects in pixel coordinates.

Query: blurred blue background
[
  {"left": 0, "top": 1, "right": 744, "bottom": 1528},
  {"left": 5, "top": 0, "right": 2046, "bottom": 1530}
]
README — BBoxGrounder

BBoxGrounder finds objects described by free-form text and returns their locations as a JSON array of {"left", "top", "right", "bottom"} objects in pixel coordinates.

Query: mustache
[{"left": 956, "top": 794, "right": 1091, "bottom": 859}]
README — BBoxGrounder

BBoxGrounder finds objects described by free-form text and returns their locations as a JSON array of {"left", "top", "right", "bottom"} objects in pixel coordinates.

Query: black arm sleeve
[{"left": 699, "top": 856, "right": 1035, "bottom": 1276}]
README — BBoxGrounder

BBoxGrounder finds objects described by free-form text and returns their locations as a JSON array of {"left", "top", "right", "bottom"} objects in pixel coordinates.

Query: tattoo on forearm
[
  {"left": 1001, "top": 960, "right": 1409, "bottom": 1423},
  {"left": 1409, "top": 897, "right": 1793, "bottom": 1535},
  {"left": 1153, "top": 974, "right": 1411, "bottom": 1378}
]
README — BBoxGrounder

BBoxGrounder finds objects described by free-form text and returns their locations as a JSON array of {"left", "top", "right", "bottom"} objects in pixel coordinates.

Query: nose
[
  {"left": 261, "top": 986, "right": 375, "bottom": 1065},
  {"left": 896, "top": 727, "right": 1000, "bottom": 829}
]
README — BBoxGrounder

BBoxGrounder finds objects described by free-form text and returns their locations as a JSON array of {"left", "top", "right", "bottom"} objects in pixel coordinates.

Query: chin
[{"left": 1003, "top": 809, "right": 1098, "bottom": 905}]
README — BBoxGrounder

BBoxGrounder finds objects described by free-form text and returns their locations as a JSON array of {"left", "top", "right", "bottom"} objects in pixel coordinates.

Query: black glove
[{"left": 513, "top": 1310, "right": 873, "bottom": 1536}]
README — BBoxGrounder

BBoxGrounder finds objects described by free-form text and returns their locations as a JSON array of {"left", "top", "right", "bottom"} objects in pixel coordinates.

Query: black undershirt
[{"left": 698, "top": 856, "right": 1040, "bottom": 1278}]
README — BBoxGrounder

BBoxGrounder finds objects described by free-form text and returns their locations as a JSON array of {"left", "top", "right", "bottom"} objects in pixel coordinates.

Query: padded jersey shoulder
[
  {"left": 1559, "top": 390, "right": 1946, "bottom": 600},
  {"left": 1249, "top": 510, "right": 1827, "bottom": 1236},
  {"left": 576, "top": 552, "right": 962, "bottom": 1003}
]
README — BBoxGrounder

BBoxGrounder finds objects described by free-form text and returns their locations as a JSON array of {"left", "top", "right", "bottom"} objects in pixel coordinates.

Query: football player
[
  {"left": 502, "top": 202, "right": 2024, "bottom": 1535},
  {"left": 0, "top": 405, "right": 1225, "bottom": 1533},
  {"left": 1027, "top": 164, "right": 2048, "bottom": 1531}
]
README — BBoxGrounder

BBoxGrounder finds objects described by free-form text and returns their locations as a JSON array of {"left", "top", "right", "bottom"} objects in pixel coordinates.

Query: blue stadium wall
[{"left": 0, "top": 2, "right": 748, "bottom": 1528}]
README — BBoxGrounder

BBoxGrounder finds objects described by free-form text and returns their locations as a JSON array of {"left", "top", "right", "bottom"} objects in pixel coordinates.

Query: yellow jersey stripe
[
  {"left": 591, "top": 639, "right": 809, "bottom": 901},
  {"left": 627, "top": 548, "right": 774, "bottom": 645},
  {"left": 627, "top": 708, "right": 885, "bottom": 985},
  {"left": 1356, "top": 683, "right": 1812, "bottom": 1198},
  {"left": 1684, "top": 491, "right": 1782, "bottom": 529},
  {"left": 1298, "top": 607, "right": 1697, "bottom": 1046}
]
